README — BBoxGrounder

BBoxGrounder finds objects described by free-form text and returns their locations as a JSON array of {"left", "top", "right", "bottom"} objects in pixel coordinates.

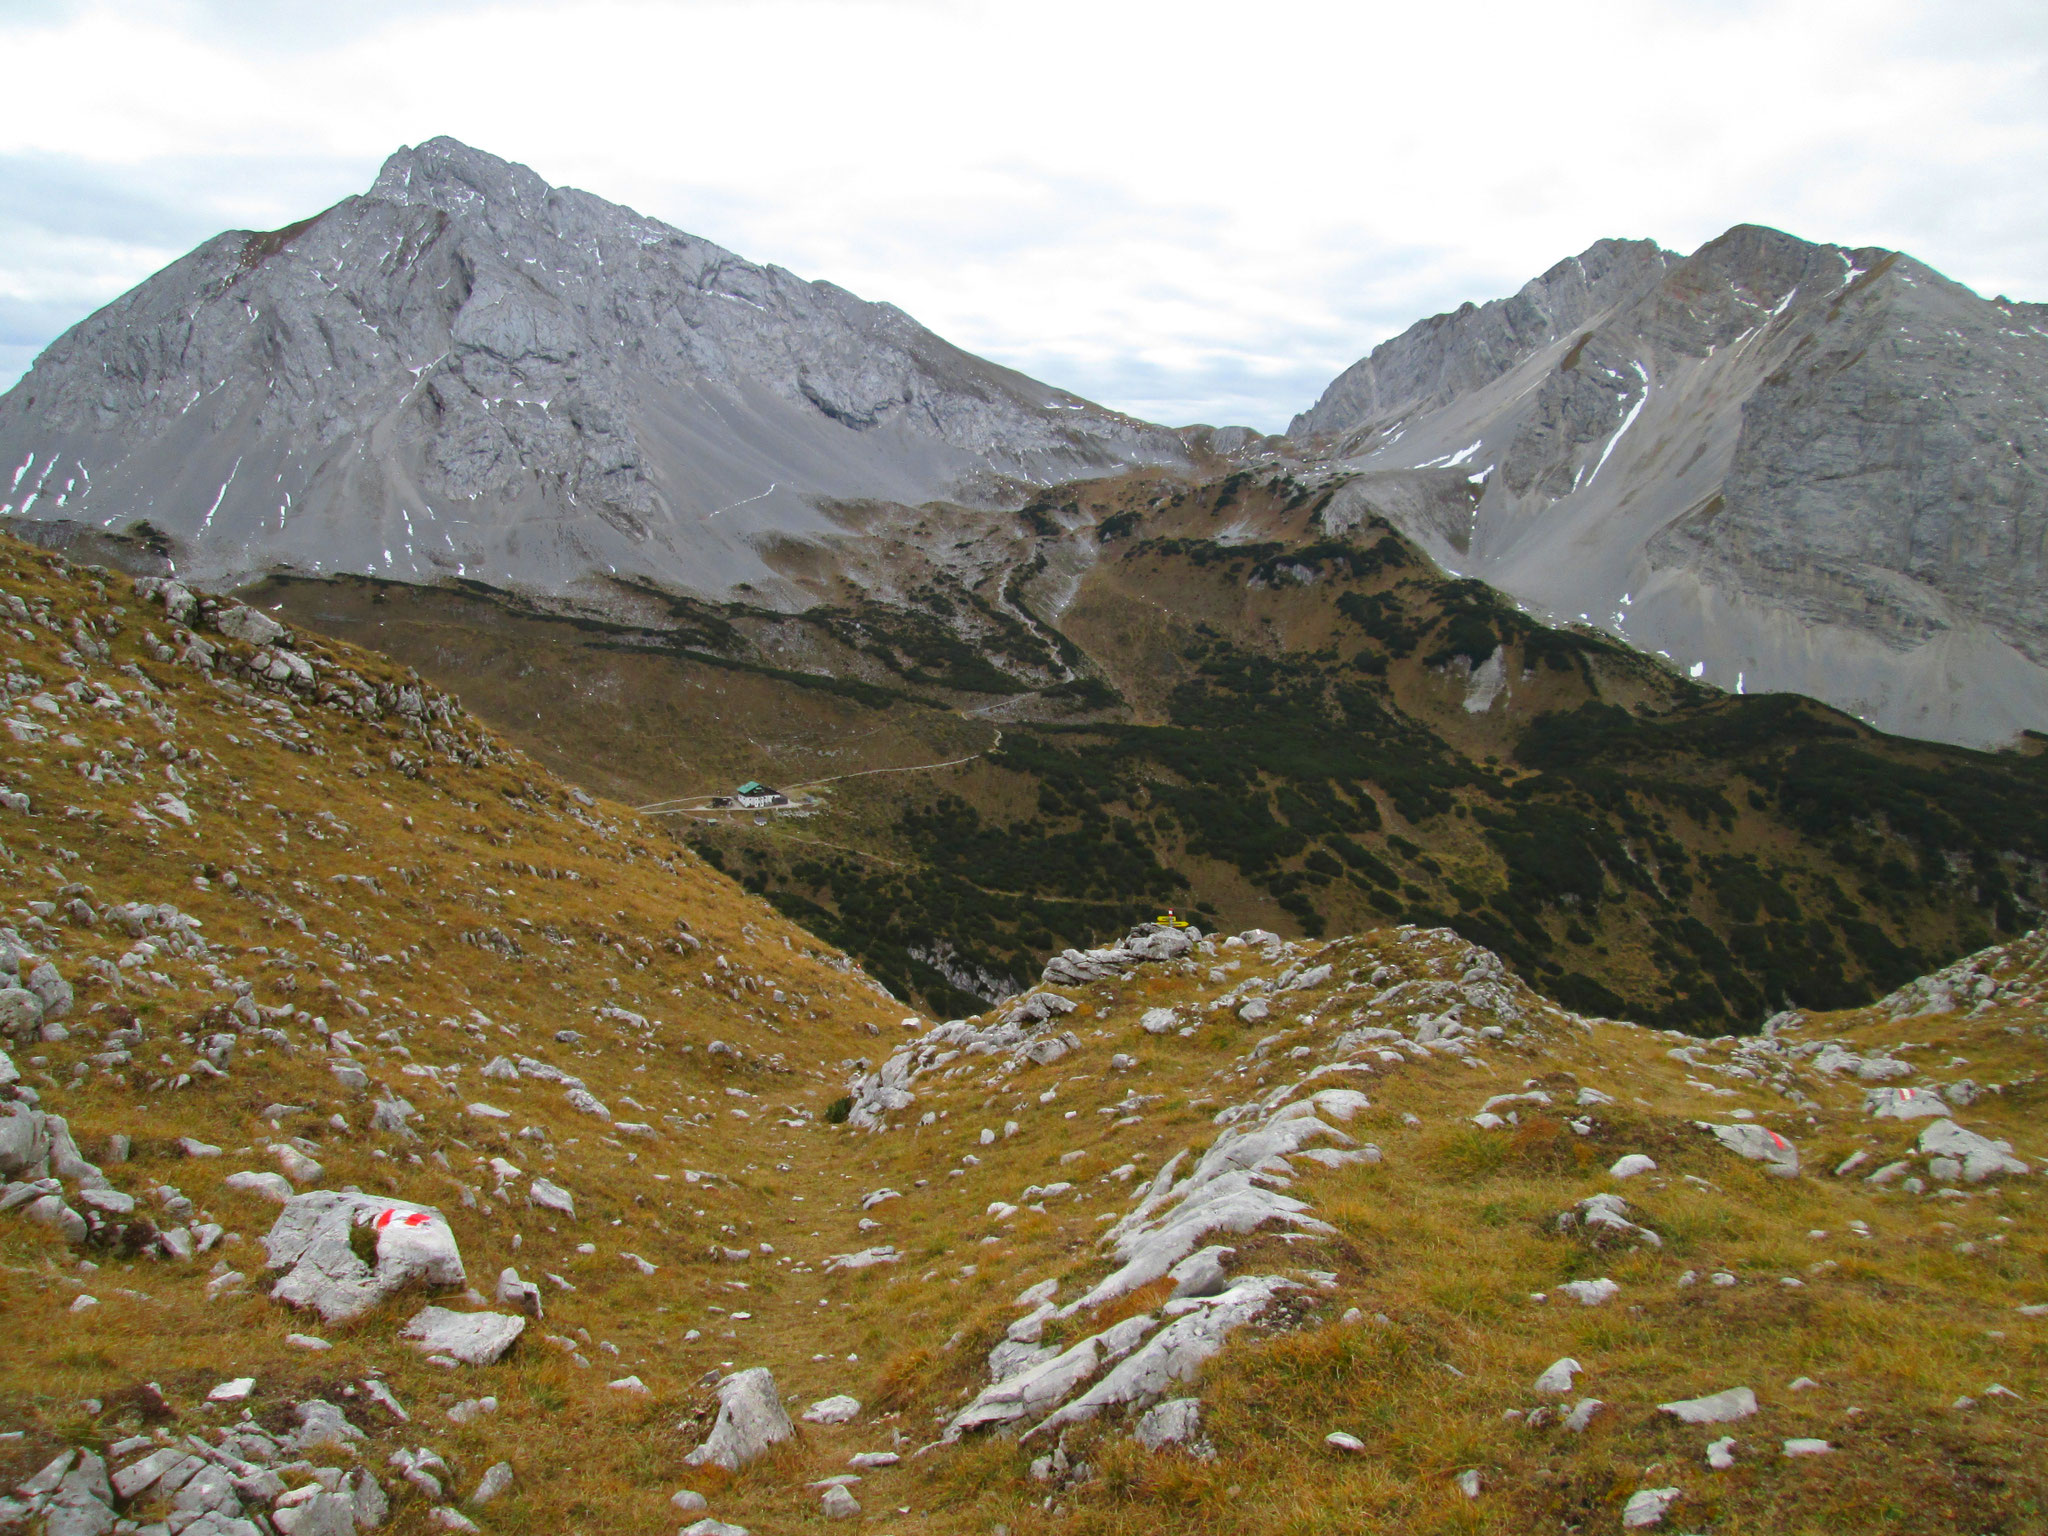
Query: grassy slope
[{"left": 1, "top": 536, "right": 2044, "bottom": 1535}]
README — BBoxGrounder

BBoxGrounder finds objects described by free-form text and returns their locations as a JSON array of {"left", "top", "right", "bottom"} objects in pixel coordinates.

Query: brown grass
[{"left": 0, "top": 536, "right": 2044, "bottom": 1534}]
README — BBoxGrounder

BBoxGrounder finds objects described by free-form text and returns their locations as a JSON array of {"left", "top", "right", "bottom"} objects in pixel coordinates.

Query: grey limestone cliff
[
  {"left": 1294, "top": 224, "right": 2048, "bottom": 748},
  {"left": 0, "top": 138, "right": 1187, "bottom": 603}
]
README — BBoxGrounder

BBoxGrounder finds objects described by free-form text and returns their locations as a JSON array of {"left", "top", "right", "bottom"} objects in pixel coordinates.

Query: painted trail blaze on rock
[
  {"left": 263, "top": 1191, "right": 466, "bottom": 1323},
  {"left": 1702, "top": 1121, "right": 1799, "bottom": 1177}
]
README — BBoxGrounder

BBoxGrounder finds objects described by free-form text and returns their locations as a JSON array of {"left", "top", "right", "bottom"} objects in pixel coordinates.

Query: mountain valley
[
  {"left": 0, "top": 537, "right": 2044, "bottom": 1536},
  {"left": 3, "top": 133, "right": 2048, "bottom": 1534},
  {"left": 251, "top": 467, "right": 2048, "bottom": 1035}
]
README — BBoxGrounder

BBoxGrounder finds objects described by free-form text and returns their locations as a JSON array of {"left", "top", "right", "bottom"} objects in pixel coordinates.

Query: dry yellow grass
[{"left": 0, "top": 535, "right": 2043, "bottom": 1536}]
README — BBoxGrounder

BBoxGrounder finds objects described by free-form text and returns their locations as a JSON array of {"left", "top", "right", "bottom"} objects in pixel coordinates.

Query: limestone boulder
[
  {"left": 263, "top": 1191, "right": 465, "bottom": 1322},
  {"left": 684, "top": 1367, "right": 795, "bottom": 1471}
]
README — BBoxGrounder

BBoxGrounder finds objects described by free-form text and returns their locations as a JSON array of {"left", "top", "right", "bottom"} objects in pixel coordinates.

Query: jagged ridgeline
[{"left": 258, "top": 469, "right": 2048, "bottom": 1031}]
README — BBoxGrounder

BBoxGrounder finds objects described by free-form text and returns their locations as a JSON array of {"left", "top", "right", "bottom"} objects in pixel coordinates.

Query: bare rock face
[
  {"left": 0, "top": 137, "right": 1186, "bottom": 604},
  {"left": 1294, "top": 224, "right": 2048, "bottom": 747}
]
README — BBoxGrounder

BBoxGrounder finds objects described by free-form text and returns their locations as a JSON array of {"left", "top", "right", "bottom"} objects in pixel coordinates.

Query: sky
[{"left": 2, "top": 0, "right": 2044, "bottom": 432}]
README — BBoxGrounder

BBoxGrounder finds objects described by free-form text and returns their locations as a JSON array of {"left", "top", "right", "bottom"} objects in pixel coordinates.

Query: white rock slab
[
  {"left": 1622, "top": 1486, "right": 1681, "bottom": 1527},
  {"left": 1557, "top": 1278, "right": 1620, "bottom": 1306},
  {"left": 225, "top": 1170, "right": 295, "bottom": 1204},
  {"left": 272, "top": 1145, "right": 324, "bottom": 1186},
  {"left": 1028, "top": 1277, "right": 1295, "bottom": 1440},
  {"left": 1658, "top": 1387, "right": 1757, "bottom": 1425},
  {"left": 820, "top": 1484, "right": 860, "bottom": 1520},
  {"left": 400, "top": 1307, "right": 526, "bottom": 1365},
  {"left": 1919, "top": 1119, "right": 2030, "bottom": 1182},
  {"left": 825, "top": 1246, "right": 899, "bottom": 1272},
  {"left": 1865, "top": 1086, "right": 1952, "bottom": 1120},
  {"left": 1135, "top": 1398, "right": 1206, "bottom": 1451},
  {"left": 527, "top": 1178, "right": 575, "bottom": 1219},
  {"left": 1702, "top": 1122, "right": 1799, "bottom": 1176},
  {"left": 802, "top": 1395, "right": 860, "bottom": 1425}
]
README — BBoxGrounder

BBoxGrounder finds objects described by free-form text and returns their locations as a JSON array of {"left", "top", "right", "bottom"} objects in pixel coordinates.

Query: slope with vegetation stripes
[
  {"left": 260, "top": 468, "right": 2048, "bottom": 1031},
  {"left": 2, "top": 534, "right": 2046, "bottom": 1536}
]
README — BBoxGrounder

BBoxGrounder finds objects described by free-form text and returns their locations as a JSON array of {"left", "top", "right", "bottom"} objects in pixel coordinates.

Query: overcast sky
[{"left": 2, "top": 0, "right": 2043, "bottom": 431}]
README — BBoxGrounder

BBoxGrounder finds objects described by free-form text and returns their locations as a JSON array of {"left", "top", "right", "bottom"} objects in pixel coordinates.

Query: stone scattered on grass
[
  {"left": 1784, "top": 1438, "right": 1832, "bottom": 1456},
  {"left": 495, "top": 1266, "right": 544, "bottom": 1319},
  {"left": 1657, "top": 1387, "right": 1757, "bottom": 1425},
  {"left": 825, "top": 1246, "right": 899, "bottom": 1272},
  {"left": 470, "top": 1463, "right": 514, "bottom": 1505},
  {"left": 820, "top": 1484, "right": 861, "bottom": 1520},
  {"left": 272, "top": 1144, "right": 324, "bottom": 1186},
  {"left": 527, "top": 1178, "right": 576, "bottom": 1219},
  {"left": 1865, "top": 1086, "right": 1952, "bottom": 1120},
  {"left": 1918, "top": 1119, "right": 2031, "bottom": 1182},
  {"left": 225, "top": 1170, "right": 295, "bottom": 1204},
  {"left": 802, "top": 1395, "right": 860, "bottom": 1425},
  {"left": 1556, "top": 1278, "right": 1620, "bottom": 1306},
  {"left": 1134, "top": 1399, "right": 1208, "bottom": 1454},
  {"left": 1706, "top": 1437, "right": 1737, "bottom": 1469},
  {"left": 1532, "top": 1357, "right": 1581, "bottom": 1394},
  {"left": 1609, "top": 1154, "right": 1657, "bottom": 1179},
  {"left": 1557, "top": 1194, "right": 1660, "bottom": 1249},
  {"left": 1622, "top": 1486, "right": 1681, "bottom": 1527},
  {"left": 1702, "top": 1121, "right": 1799, "bottom": 1176},
  {"left": 683, "top": 1368, "right": 794, "bottom": 1470},
  {"left": 1325, "top": 1432, "right": 1365, "bottom": 1453},
  {"left": 400, "top": 1306, "right": 526, "bottom": 1366}
]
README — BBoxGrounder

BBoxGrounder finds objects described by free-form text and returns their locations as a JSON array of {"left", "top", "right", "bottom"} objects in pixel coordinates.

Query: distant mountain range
[{"left": 2, "top": 140, "right": 2044, "bottom": 747}]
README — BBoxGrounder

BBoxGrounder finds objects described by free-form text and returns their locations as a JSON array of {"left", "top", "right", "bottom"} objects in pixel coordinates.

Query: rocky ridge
[{"left": 0, "top": 535, "right": 2043, "bottom": 1535}]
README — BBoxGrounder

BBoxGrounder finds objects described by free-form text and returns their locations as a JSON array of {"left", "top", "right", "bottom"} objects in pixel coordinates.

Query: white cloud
[{"left": 2, "top": 0, "right": 2044, "bottom": 428}]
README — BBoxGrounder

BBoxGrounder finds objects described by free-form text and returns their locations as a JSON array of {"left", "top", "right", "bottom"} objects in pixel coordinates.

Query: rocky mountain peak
[
  {"left": 0, "top": 137, "right": 1186, "bottom": 603},
  {"left": 1294, "top": 222, "right": 2048, "bottom": 747},
  {"left": 369, "top": 135, "right": 556, "bottom": 218},
  {"left": 1289, "top": 235, "right": 1677, "bottom": 443}
]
